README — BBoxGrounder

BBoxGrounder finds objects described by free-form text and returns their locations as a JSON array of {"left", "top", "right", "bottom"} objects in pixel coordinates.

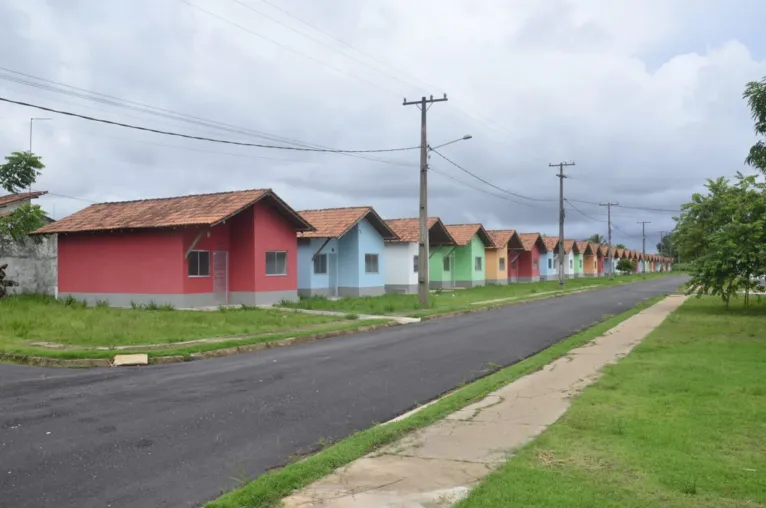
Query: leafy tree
[
  {"left": 0, "top": 151, "right": 47, "bottom": 250},
  {"left": 614, "top": 243, "right": 627, "bottom": 249},
  {"left": 0, "top": 152, "right": 45, "bottom": 193},
  {"left": 744, "top": 76, "right": 766, "bottom": 174},
  {"left": 673, "top": 174, "right": 766, "bottom": 307},
  {"left": 587, "top": 234, "right": 606, "bottom": 244},
  {"left": 616, "top": 258, "right": 635, "bottom": 274},
  {"left": 656, "top": 235, "right": 674, "bottom": 259}
]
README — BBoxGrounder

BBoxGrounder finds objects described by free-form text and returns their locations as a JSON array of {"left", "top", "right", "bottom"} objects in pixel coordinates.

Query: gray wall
[{"left": 0, "top": 235, "right": 57, "bottom": 296}]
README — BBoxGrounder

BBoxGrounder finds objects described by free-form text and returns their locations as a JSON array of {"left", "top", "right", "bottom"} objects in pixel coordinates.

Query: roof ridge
[
  {"left": 90, "top": 188, "right": 271, "bottom": 206},
  {"left": 298, "top": 205, "right": 371, "bottom": 213}
]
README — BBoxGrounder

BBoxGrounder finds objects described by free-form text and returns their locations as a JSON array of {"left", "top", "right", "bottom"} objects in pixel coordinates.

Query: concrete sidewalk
[{"left": 282, "top": 294, "right": 687, "bottom": 508}]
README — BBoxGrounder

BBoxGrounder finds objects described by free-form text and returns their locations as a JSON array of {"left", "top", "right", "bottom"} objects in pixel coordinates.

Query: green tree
[
  {"left": 0, "top": 151, "right": 47, "bottom": 249},
  {"left": 656, "top": 235, "right": 674, "bottom": 259},
  {"left": 614, "top": 243, "right": 627, "bottom": 249},
  {"left": 744, "top": 76, "right": 766, "bottom": 174},
  {"left": 587, "top": 234, "right": 606, "bottom": 244},
  {"left": 673, "top": 174, "right": 766, "bottom": 307},
  {"left": 616, "top": 258, "right": 634, "bottom": 274}
]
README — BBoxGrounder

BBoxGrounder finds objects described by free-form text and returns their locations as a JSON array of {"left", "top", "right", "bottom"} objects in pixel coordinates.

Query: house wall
[
  {"left": 0, "top": 235, "right": 57, "bottom": 295},
  {"left": 297, "top": 237, "right": 340, "bottom": 297},
  {"left": 573, "top": 253, "right": 584, "bottom": 277},
  {"left": 385, "top": 242, "right": 418, "bottom": 293},
  {"left": 517, "top": 245, "right": 541, "bottom": 283},
  {"left": 540, "top": 251, "right": 557, "bottom": 280},
  {"left": 565, "top": 251, "right": 575, "bottom": 278},
  {"left": 429, "top": 246, "right": 455, "bottom": 289},
  {"left": 485, "top": 247, "right": 507, "bottom": 285},
  {"left": 349, "top": 218, "right": 386, "bottom": 296},
  {"left": 583, "top": 254, "right": 596, "bottom": 276},
  {"left": 454, "top": 235, "right": 486, "bottom": 287},
  {"left": 597, "top": 254, "right": 605, "bottom": 276},
  {"left": 181, "top": 224, "right": 230, "bottom": 296},
  {"left": 507, "top": 250, "right": 522, "bottom": 282}
]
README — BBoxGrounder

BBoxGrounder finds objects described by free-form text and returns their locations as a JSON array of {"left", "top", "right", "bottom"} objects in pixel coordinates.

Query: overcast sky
[{"left": 1, "top": 0, "right": 765, "bottom": 251}]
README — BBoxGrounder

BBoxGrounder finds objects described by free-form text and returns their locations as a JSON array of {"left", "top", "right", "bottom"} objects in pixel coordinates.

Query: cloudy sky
[{"left": 1, "top": 0, "right": 765, "bottom": 251}]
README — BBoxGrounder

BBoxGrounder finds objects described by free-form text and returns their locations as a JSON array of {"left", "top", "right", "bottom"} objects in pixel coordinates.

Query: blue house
[
  {"left": 296, "top": 206, "right": 398, "bottom": 297},
  {"left": 540, "top": 237, "right": 561, "bottom": 281}
]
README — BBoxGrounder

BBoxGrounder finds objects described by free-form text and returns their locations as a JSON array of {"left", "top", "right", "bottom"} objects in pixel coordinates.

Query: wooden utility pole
[
  {"left": 600, "top": 202, "right": 619, "bottom": 278},
  {"left": 637, "top": 221, "right": 651, "bottom": 274},
  {"left": 403, "top": 94, "right": 448, "bottom": 307},
  {"left": 549, "top": 161, "right": 575, "bottom": 287}
]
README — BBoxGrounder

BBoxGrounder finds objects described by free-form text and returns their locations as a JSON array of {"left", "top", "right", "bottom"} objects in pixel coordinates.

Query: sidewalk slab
[{"left": 281, "top": 294, "right": 687, "bottom": 508}]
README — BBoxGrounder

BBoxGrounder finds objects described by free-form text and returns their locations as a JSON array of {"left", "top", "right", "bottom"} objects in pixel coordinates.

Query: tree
[
  {"left": 587, "top": 234, "right": 606, "bottom": 244},
  {"left": 744, "top": 76, "right": 766, "bottom": 175},
  {"left": 0, "top": 152, "right": 45, "bottom": 193},
  {"left": 614, "top": 243, "right": 627, "bottom": 249},
  {"left": 673, "top": 174, "right": 766, "bottom": 307},
  {"left": 616, "top": 258, "right": 635, "bottom": 274},
  {"left": 0, "top": 151, "right": 47, "bottom": 250},
  {"left": 656, "top": 235, "right": 674, "bottom": 259}
]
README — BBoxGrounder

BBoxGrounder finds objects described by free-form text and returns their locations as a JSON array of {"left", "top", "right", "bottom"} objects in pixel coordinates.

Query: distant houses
[{"left": 29, "top": 188, "right": 673, "bottom": 307}]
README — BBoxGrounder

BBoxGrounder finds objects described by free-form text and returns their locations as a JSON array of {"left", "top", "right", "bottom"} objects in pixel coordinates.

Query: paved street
[{"left": 0, "top": 277, "right": 684, "bottom": 508}]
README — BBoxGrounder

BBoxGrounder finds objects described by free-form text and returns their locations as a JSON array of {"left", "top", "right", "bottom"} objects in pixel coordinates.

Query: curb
[{"left": 1, "top": 321, "right": 402, "bottom": 369}]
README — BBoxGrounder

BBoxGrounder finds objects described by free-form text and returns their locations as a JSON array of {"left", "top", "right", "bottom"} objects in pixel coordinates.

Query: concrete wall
[
  {"left": 484, "top": 247, "right": 507, "bottom": 284},
  {"left": 573, "top": 253, "right": 584, "bottom": 277},
  {"left": 429, "top": 246, "right": 455, "bottom": 288},
  {"left": 385, "top": 242, "right": 418, "bottom": 292},
  {"left": 454, "top": 235, "right": 486, "bottom": 286},
  {"left": 0, "top": 235, "right": 57, "bottom": 295}
]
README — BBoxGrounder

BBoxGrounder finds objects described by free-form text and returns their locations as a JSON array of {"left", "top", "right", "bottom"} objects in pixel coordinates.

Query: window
[
  {"left": 365, "top": 253, "right": 379, "bottom": 273},
  {"left": 475, "top": 256, "right": 482, "bottom": 271},
  {"left": 570, "top": 259, "right": 573, "bottom": 269},
  {"left": 413, "top": 255, "right": 419, "bottom": 273},
  {"left": 534, "top": 260, "right": 539, "bottom": 269},
  {"left": 499, "top": 257, "right": 506, "bottom": 271},
  {"left": 313, "top": 253, "right": 327, "bottom": 274},
  {"left": 443, "top": 256, "right": 451, "bottom": 271},
  {"left": 266, "top": 251, "right": 287, "bottom": 276},
  {"left": 580, "top": 259, "right": 583, "bottom": 268},
  {"left": 188, "top": 251, "right": 210, "bottom": 277},
  {"left": 548, "top": 258, "right": 552, "bottom": 269}
]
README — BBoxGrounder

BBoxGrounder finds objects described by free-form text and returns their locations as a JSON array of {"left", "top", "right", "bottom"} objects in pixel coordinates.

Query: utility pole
[
  {"left": 403, "top": 94, "right": 448, "bottom": 307},
  {"left": 549, "top": 161, "right": 575, "bottom": 287},
  {"left": 599, "top": 202, "right": 619, "bottom": 278},
  {"left": 637, "top": 221, "right": 651, "bottom": 274}
]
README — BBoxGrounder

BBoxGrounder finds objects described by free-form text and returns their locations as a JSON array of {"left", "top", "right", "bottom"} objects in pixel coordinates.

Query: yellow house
[{"left": 485, "top": 230, "right": 524, "bottom": 285}]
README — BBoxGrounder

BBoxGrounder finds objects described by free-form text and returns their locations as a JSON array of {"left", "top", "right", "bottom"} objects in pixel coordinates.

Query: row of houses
[{"left": 28, "top": 188, "right": 673, "bottom": 308}]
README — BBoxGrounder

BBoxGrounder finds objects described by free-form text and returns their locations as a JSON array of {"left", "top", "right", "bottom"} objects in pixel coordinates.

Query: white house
[{"left": 383, "top": 217, "right": 456, "bottom": 294}]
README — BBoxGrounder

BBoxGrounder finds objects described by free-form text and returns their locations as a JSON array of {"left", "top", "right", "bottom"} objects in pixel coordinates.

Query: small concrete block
[{"left": 113, "top": 353, "right": 149, "bottom": 366}]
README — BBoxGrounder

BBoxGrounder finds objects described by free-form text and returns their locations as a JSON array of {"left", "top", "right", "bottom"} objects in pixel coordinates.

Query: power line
[
  {"left": 429, "top": 167, "right": 544, "bottom": 209},
  {"left": 566, "top": 199, "right": 606, "bottom": 223},
  {"left": 0, "top": 96, "right": 420, "bottom": 155}
]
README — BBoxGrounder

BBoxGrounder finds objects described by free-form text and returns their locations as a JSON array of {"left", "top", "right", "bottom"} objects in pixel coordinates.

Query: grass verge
[
  {"left": 205, "top": 294, "right": 668, "bottom": 508},
  {"left": 0, "top": 318, "right": 388, "bottom": 361},
  {"left": 456, "top": 296, "right": 766, "bottom": 508},
  {"left": 280, "top": 273, "right": 674, "bottom": 316}
]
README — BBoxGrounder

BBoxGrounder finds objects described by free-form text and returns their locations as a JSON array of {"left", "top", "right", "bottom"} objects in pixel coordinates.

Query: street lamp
[
  {"left": 30, "top": 117, "right": 52, "bottom": 153},
  {"left": 429, "top": 134, "right": 472, "bottom": 151}
]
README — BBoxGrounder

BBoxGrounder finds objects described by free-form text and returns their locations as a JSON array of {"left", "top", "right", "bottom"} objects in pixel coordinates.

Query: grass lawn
[
  {"left": 281, "top": 272, "right": 673, "bottom": 316},
  {"left": 205, "top": 295, "right": 667, "bottom": 508},
  {"left": 0, "top": 294, "right": 357, "bottom": 357},
  {"left": 457, "top": 296, "right": 766, "bottom": 508}
]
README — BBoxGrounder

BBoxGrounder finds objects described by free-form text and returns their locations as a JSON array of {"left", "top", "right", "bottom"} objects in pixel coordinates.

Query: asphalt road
[{"left": 0, "top": 276, "right": 685, "bottom": 508}]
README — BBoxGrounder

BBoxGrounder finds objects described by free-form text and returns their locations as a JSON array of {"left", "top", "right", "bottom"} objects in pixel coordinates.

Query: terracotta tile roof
[
  {"left": 385, "top": 217, "right": 439, "bottom": 243},
  {"left": 518, "top": 233, "right": 543, "bottom": 252},
  {"left": 298, "top": 206, "right": 397, "bottom": 240},
  {"left": 597, "top": 245, "right": 608, "bottom": 256},
  {"left": 542, "top": 236, "right": 560, "bottom": 252},
  {"left": 445, "top": 224, "right": 495, "bottom": 247},
  {"left": 616, "top": 248, "right": 625, "bottom": 257},
  {"left": 0, "top": 191, "right": 47, "bottom": 208},
  {"left": 564, "top": 239, "right": 578, "bottom": 254},
  {"left": 576, "top": 241, "right": 591, "bottom": 255},
  {"left": 32, "top": 189, "right": 312, "bottom": 234},
  {"left": 487, "top": 229, "right": 518, "bottom": 249}
]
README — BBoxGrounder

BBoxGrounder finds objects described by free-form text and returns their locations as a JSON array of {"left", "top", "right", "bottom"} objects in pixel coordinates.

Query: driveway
[{"left": 0, "top": 276, "right": 685, "bottom": 508}]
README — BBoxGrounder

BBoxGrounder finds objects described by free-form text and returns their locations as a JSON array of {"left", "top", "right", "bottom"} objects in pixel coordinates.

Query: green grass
[
  {"left": 280, "top": 272, "right": 673, "bottom": 316},
  {"left": 205, "top": 295, "right": 667, "bottom": 508},
  {"left": 0, "top": 294, "right": 349, "bottom": 354},
  {"left": 457, "top": 296, "right": 766, "bottom": 508}
]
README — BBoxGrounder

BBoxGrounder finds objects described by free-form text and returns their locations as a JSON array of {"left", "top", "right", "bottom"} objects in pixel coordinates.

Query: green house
[{"left": 429, "top": 224, "right": 494, "bottom": 288}]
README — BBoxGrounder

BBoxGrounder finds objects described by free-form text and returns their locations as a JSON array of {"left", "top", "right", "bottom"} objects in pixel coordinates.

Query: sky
[{"left": 1, "top": 0, "right": 765, "bottom": 251}]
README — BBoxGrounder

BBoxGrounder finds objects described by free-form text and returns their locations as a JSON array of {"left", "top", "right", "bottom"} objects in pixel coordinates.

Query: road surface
[{"left": 0, "top": 276, "right": 685, "bottom": 508}]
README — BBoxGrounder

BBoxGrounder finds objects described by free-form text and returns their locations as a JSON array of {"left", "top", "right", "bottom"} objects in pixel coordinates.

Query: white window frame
[
  {"left": 413, "top": 255, "right": 419, "bottom": 273},
  {"left": 188, "top": 250, "right": 210, "bottom": 278},
  {"left": 364, "top": 253, "right": 379, "bottom": 274},
  {"left": 266, "top": 251, "right": 287, "bottom": 276},
  {"left": 313, "top": 253, "right": 328, "bottom": 274}
]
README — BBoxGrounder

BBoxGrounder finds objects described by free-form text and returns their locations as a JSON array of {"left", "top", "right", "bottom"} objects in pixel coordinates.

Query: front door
[
  {"left": 213, "top": 251, "right": 228, "bottom": 306},
  {"left": 328, "top": 253, "right": 338, "bottom": 297}
]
